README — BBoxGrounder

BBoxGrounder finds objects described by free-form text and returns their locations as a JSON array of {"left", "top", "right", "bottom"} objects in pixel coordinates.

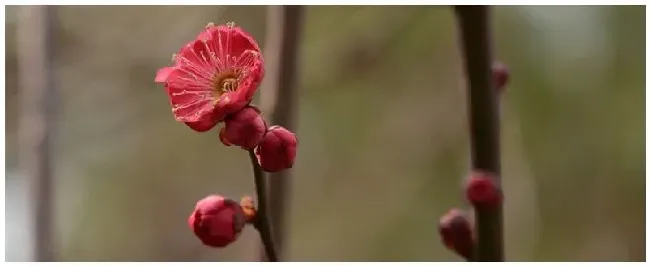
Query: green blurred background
[{"left": 5, "top": 5, "right": 645, "bottom": 262}]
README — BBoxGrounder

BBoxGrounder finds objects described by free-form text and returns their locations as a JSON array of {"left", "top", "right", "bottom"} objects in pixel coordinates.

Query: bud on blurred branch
[
  {"left": 439, "top": 209, "right": 475, "bottom": 261},
  {"left": 454, "top": 6, "right": 504, "bottom": 262}
]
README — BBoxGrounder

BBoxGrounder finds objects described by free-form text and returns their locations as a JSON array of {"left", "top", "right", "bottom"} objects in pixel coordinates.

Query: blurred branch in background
[
  {"left": 454, "top": 6, "right": 503, "bottom": 262},
  {"left": 260, "top": 5, "right": 304, "bottom": 261},
  {"left": 16, "top": 5, "right": 58, "bottom": 262}
]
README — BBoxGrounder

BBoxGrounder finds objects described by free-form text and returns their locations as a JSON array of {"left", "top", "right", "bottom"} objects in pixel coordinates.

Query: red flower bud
[
  {"left": 219, "top": 106, "right": 267, "bottom": 150},
  {"left": 255, "top": 126, "right": 297, "bottom": 172},
  {"left": 465, "top": 171, "right": 502, "bottom": 209},
  {"left": 188, "top": 195, "right": 246, "bottom": 248},
  {"left": 492, "top": 61, "right": 510, "bottom": 92},
  {"left": 438, "top": 208, "right": 474, "bottom": 260}
]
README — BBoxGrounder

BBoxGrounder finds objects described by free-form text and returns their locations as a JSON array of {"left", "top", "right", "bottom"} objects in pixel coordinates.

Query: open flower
[{"left": 155, "top": 22, "right": 265, "bottom": 132}]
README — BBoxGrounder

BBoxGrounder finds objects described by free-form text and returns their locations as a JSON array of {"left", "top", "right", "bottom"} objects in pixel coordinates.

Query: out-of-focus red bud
[
  {"left": 465, "top": 171, "right": 502, "bottom": 209},
  {"left": 255, "top": 126, "right": 297, "bottom": 172},
  {"left": 439, "top": 208, "right": 474, "bottom": 260},
  {"left": 492, "top": 61, "right": 510, "bottom": 92},
  {"left": 219, "top": 106, "right": 267, "bottom": 150},
  {"left": 188, "top": 194, "right": 246, "bottom": 248}
]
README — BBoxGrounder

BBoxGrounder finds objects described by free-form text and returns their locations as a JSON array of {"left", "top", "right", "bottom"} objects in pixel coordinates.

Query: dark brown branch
[
  {"left": 259, "top": 5, "right": 304, "bottom": 261},
  {"left": 454, "top": 6, "right": 504, "bottom": 262},
  {"left": 17, "top": 5, "right": 57, "bottom": 262},
  {"left": 248, "top": 150, "right": 278, "bottom": 262}
]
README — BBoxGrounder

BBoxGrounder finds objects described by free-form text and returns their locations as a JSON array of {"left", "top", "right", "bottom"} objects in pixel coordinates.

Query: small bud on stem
[
  {"left": 220, "top": 106, "right": 268, "bottom": 150},
  {"left": 188, "top": 195, "right": 246, "bottom": 248},
  {"left": 492, "top": 61, "right": 510, "bottom": 93},
  {"left": 439, "top": 208, "right": 475, "bottom": 260},
  {"left": 255, "top": 126, "right": 298, "bottom": 172},
  {"left": 465, "top": 171, "right": 503, "bottom": 209}
]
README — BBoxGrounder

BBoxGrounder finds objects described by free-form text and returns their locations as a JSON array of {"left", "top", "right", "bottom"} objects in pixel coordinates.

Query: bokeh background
[{"left": 5, "top": 5, "right": 645, "bottom": 262}]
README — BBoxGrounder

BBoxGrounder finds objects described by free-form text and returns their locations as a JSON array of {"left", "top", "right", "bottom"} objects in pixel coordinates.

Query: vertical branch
[
  {"left": 454, "top": 6, "right": 504, "bottom": 261},
  {"left": 260, "top": 5, "right": 304, "bottom": 261},
  {"left": 16, "top": 5, "right": 57, "bottom": 262},
  {"left": 248, "top": 150, "right": 278, "bottom": 262}
]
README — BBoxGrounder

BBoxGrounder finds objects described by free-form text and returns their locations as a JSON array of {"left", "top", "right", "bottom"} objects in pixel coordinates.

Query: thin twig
[
  {"left": 454, "top": 6, "right": 504, "bottom": 262},
  {"left": 260, "top": 5, "right": 304, "bottom": 261},
  {"left": 248, "top": 150, "right": 278, "bottom": 262},
  {"left": 17, "top": 5, "right": 57, "bottom": 262}
]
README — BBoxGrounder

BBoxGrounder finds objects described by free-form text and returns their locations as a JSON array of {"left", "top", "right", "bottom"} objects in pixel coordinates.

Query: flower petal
[
  {"left": 169, "top": 91, "right": 216, "bottom": 123},
  {"left": 155, "top": 67, "right": 175, "bottom": 83},
  {"left": 179, "top": 101, "right": 219, "bottom": 132},
  {"left": 232, "top": 54, "right": 264, "bottom": 104},
  {"left": 184, "top": 119, "right": 218, "bottom": 132},
  {"left": 175, "top": 40, "right": 216, "bottom": 82},
  {"left": 208, "top": 25, "right": 262, "bottom": 62},
  {"left": 165, "top": 65, "right": 212, "bottom": 92},
  {"left": 214, "top": 91, "right": 250, "bottom": 121},
  {"left": 165, "top": 75, "right": 216, "bottom": 123},
  {"left": 212, "top": 92, "right": 237, "bottom": 121},
  {"left": 228, "top": 26, "right": 262, "bottom": 58},
  {"left": 196, "top": 23, "right": 217, "bottom": 42}
]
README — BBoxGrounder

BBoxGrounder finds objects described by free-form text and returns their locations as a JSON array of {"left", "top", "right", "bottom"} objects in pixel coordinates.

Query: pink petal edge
[{"left": 155, "top": 67, "right": 175, "bottom": 83}]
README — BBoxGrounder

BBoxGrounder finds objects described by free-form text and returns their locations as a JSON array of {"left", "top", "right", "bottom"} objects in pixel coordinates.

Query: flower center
[
  {"left": 222, "top": 78, "right": 237, "bottom": 91},
  {"left": 213, "top": 70, "right": 240, "bottom": 95}
]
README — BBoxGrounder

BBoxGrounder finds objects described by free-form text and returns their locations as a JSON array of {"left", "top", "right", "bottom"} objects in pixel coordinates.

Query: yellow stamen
[
  {"left": 212, "top": 70, "right": 240, "bottom": 96},
  {"left": 222, "top": 78, "right": 237, "bottom": 92}
]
